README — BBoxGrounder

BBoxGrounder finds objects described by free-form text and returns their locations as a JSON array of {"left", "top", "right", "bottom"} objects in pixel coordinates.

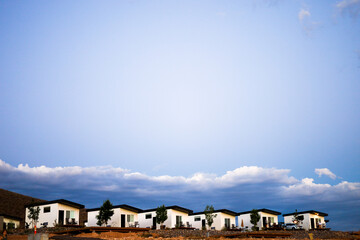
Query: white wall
[
  {"left": 188, "top": 214, "right": 206, "bottom": 230},
  {"left": 189, "top": 212, "right": 235, "bottom": 230},
  {"left": 26, "top": 203, "right": 58, "bottom": 227},
  {"left": 138, "top": 210, "right": 156, "bottom": 229},
  {"left": 26, "top": 203, "right": 80, "bottom": 227},
  {"left": 59, "top": 204, "right": 80, "bottom": 224},
  {"left": 87, "top": 208, "right": 138, "bottom": 227},
  {"left": 284, "top": 215, "right": 293, "bottom": 224},
  {"left": 138, "top": 209, "right": 190, "bottom": 229},
  {"left": 212, "top": 213, "right": 235, "bottom": 230},
  {"left": 258, "top": 212, "right": 279, "bottom": 228},
  {"left": 238, "top": 212, "right": 278, "bottom": 230},
  {"left": 284, "top": 213, "right": 325, "bottom": 230},
  {"left": 238, "top": 213, "right": 252, "bottom": 229},
  {"left": 87, "top": 211, "right": 99, "bottom": 227},
  {"left": 167, "top": 209, "right": 189, "bottom": 228}
]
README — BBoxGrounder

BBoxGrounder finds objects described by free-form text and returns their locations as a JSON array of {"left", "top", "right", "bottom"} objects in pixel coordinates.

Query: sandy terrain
[{"left": 7, "top": 230, "right": 360, "bottom": 240}]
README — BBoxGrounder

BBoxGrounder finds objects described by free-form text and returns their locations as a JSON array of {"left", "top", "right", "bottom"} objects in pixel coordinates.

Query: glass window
[
  {"left": 44, "top": 207, "right": 51, "bottom": 213},
  {"left": 225, "top": 218, "right": 230, "bottom": 228},
  {"left": 145, "top": 214, "right": 152, "bottom": 219},
  {"left": 66, "top": 210, "right": 70, "bottom": 218},
  {"left": 127, "top": 214, "right": 134, "bottom": 222},
  {"left": 176, "top": 216, "right": 182, "bottom": 226},
  {"left": 70, "top": 211, "right": 75, "bottom": 218},
  {"left": 7, "top": 222, "right": 15, "bottom": 230},
  {"left": 194, "top": 216, "right": 201, "bottom": 221}
]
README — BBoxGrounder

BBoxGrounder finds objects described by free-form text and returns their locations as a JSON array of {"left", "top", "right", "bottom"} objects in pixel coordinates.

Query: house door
[
  {"left": 202, "top": 219, "right": 206, "bottom": 228},
  {"left": 59, "top": 210, "right": 64, "bottom": 225},
  {"left": 262, "top": 217, "right": 267, "bottom": 228},
  {"left": 121, "top": 214, "right": 126, "bottom": 227},
  {"left": 152, "top": 217, "right": 157, "bottom": 229},
  {"left": 310, "top": 218, "right": 315, "bottom": 229}
]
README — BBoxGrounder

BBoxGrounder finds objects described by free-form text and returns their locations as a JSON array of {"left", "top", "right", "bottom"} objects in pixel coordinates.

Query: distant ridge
[{"left": 0, "top": 188, "right": 46, "bottom": 228}]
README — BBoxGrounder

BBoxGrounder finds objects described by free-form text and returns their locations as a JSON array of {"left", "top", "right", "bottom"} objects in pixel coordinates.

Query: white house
[
  {"left": 25, "top": 199, "right": 84, "bottom": 228},
  {"left": 189, "top": 209, "right": 237, "bottom": 230},
  {"left": 283, "top": 210, "right": 328, "bottom": 230},
  {"left": 0, "top": 214, "right": 21, "bottom": 231},
  {"left": 87, "top": 204, "right": 142, "bottom": 227},
  {"left": 238, "top": 209, "right": 281, "bottom": 230},
  {"left": 138, "top": 206, "right": 193, "bottom": 229}
]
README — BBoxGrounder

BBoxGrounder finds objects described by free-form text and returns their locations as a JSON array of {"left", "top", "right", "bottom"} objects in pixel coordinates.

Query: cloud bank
[{"left": 0, "top": 160, "right": 359, "bottom": 230}]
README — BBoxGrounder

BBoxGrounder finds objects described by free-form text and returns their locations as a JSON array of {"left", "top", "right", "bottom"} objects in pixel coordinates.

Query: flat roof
[
  {"left": 87, "top": 204, "right": 142, "bottom": 213},
  {"left": 25, "top": 199, "right": 84, "bottom": 209},
  {"left": 190, "top": 209, "right": 237, "bottom": 217},
  {"left": 283, "top": 210, "right": 328, "bottom": 217},
  {"left": 238, "top": 208, "right": 281, "bottom": 216},
  {"left": 142, "top": 205, "right": 193, "bottom": 214},
  {"left": 0, "top": 214, "right": 22, "bottom": 221}
]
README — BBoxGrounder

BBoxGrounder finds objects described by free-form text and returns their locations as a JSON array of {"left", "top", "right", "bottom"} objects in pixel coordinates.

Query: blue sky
[{"left": 0, "top": 0, "right": 359, "bottom": 231}]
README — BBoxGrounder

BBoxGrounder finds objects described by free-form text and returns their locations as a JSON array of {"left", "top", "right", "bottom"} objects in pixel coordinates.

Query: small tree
[
  {"left": 204, "top": 205, "right": 217, "bottom": 229},
  {"left": 292, "top": 209, "right": 304, "bottom": 226},
  {"left": 96, "top": 199, "right": 114, "bottom": 226},
  {"left": 156, "top": 205, "right": 168, "bottom": 228},
  {"left": 27, "top": 205, "right": 40, "bottom": 229},
  {"left": 250, "top": 209, "right": 260, "bottom": 231}
]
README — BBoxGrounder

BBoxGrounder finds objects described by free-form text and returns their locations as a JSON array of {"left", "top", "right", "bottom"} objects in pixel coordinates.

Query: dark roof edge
[
  {"left": 141, "top": 205, "right": 193, "bottom": 214},
  {"left": 25, "top": 199, "right": 84, "bottom": 209},
  {"left": 283, "top": 210, "right": 328, "bottom": 217},
  {"left": 190, "top": 209, "right": 237, "bottom": 216},
  {"left": 238, "top": 209, "right": 281, "bottom": 216},
  {"left": 87, "top": 204, "right": 142, "bottom": 213},
  {"left": 0, "top": 214, "right": 22, "bottom": 221}
]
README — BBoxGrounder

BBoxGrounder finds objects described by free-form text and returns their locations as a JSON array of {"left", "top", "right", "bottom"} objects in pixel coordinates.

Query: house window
[
  {"left": 65, "top": 210, "right": 76, "bottom": 224},
  {"left": 225, "top": 218, "right": 230, "bottom": 228},
  {"left": 44, "top": 207, "right": 51, "bottom": 213},
  {"left": 127, "top": 214, "right": 134, "bottom": 222},
  {"left": 7, "top": 222, "right": 15, "bottom": 230},
  {"left": 176, "top": 216, "right": 182, "bottom": 226},
  {"left": 66, "top": 210, "right": 70, "bottom": 219},
  {"left": 194, "top": 216, "right": 201, "bottom": 221},
  {"left": 145, "top": 214, "right": 152, "bottom": 219}
]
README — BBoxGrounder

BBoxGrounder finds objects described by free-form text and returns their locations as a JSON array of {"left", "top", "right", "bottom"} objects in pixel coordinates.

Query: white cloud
[
  {"left": 281, "top": 177, "right": 360, "bottom": 201},
  {"left": 336, "top": 0, "right": 360, "bottom": 19},
  {"left": 282, "top": 178, "right": 331, "bottom": 196},
  {"left": 214, "top": 166, "right": 297, "bottom": 187},
  {"left": 0, "top": 159, "right": 296, "bottom": 193},
  {"left": 2, "top": 160, "right": 358, "bottom": 200},
  {"left": 298, "top": 8, "right": 320, "bottom": 36},
  {"left": 315, "top": 168, "right": 337, "bottom": 179},
  {"left": 298, "top": 9, "right": 311, "bottom": 21},
  {"left": 1, "top": 159, "right": 359, "bottom": 206}
]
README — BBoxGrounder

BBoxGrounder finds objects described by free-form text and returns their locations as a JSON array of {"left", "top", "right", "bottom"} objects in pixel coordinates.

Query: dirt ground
[
  {"left": 7, "top": 233, "right": 279, "bottom": 240},
  {"left": 7, "top": 230, "right": 360, "bottom": 240},
  {"left": 8, "top": 235, "right": 28, "bottom": 240}
]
